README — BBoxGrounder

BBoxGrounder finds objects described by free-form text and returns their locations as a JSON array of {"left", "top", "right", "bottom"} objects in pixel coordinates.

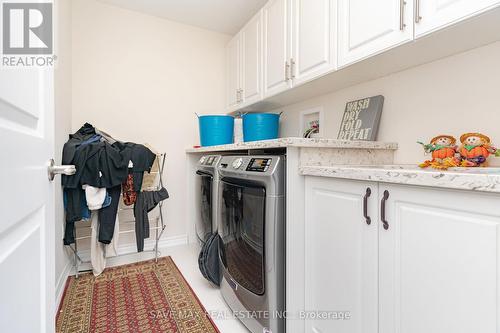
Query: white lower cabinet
[
  {"left": 379, "top": 184, "right": 500, "bottom": 333},
  {"left": 305, "top": 177, "right": 378, "bottom": 333},
  {"left": 305, "top": 176, "right": 500, "bottom": 333}
]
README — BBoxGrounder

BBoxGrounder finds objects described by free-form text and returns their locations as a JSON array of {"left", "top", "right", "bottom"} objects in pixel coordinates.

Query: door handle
[
  {"left": 47, "top": 159, "right": 76, "bottom": 181},
  {"left": 381, "top": 190, "right": 390, "bottom": 230},
  {"left": 363, "top": 188, "right": 371, "bottom": 225}
]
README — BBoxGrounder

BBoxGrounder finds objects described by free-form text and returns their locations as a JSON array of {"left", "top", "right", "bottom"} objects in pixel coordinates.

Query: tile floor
[{"left": 164, "top": 244, "right": 250, "bottom": 333}]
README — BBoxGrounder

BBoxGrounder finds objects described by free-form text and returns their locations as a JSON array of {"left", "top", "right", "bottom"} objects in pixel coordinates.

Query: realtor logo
[{"left": 2, "top": 2, "right": 53, "bottom": 55}]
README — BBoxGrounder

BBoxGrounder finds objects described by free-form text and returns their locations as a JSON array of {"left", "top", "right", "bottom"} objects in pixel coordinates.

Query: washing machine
[{"left": 218, "top": 155, "right": 286, "bottom": 333}]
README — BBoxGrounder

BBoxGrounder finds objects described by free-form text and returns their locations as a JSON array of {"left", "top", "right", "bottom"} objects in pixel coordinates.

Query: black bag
[{"left": 198, "top": 233, "right": 221, "bottom": 286}]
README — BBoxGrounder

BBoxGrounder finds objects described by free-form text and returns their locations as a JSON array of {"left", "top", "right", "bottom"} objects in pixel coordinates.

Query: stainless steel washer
[
  {"left": 218, "top": 155, "right": 285, "bottom": 333},
  {"left": 195, "top": 155, "right": 222, "bottom": 245}
]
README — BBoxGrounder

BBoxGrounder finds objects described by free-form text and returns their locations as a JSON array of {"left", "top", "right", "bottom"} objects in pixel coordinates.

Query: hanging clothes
[
  {"left": 122, "top": 173, "right": 137, "bottom": 206},
  {"left": 113, "top": 142, "right": 156, "bottom": 191},
  {"left": 62, "top": 124, "right": 129, "bottom": 244},
  {"left": 98, "top": 185, "right": 121, "bottom": 244},
  {"left": 83, "top": 185, "right": 107, "bottom": 211},
  {"left": 90, "top": 211, "right": 120, "bottom": 276},
  {"left": 63, "top": 188, "right": 90, "bottom": 245},
  {"left": 134, "top": 187, "right": 169, "bottom": 252}
]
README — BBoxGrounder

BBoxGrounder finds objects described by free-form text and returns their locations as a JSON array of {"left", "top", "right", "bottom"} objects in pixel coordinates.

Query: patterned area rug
[{"left": 56, "top": 257, "right": 220, "bottom": 333}]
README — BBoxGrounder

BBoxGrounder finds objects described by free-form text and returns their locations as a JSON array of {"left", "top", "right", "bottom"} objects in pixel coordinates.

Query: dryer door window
[{"left": 219, "top": 178, "right": 266, "bottom": 295}]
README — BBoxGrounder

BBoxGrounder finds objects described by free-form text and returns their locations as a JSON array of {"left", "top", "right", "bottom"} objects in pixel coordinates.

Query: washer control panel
[{"left": 246, "top": 158, "right": 272, "bottom": 172}]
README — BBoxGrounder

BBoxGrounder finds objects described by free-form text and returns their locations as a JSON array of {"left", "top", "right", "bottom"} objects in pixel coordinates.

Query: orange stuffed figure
[
  {"left": 459, "top": 133, "right": 497, "bottom": 167},
  {"left": 418, "top": 135, "right": 460, "bottom": 170}
]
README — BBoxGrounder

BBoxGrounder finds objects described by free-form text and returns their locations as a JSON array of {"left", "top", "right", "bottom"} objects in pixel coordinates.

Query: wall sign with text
[{"left": 337, "top": 95, "right": 384, "bottom": 141}]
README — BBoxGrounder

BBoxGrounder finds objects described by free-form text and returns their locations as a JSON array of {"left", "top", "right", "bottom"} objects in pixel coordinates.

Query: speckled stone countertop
[
  {"left": 300, "top": 165, "right": 500, "bottom": 193},
  {"left": 186, "top": 138, "right": 398, "bottom": 153}
]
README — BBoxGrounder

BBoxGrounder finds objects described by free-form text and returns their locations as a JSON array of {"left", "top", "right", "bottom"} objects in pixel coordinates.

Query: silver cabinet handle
[
  {"left": 400, "top": 0, "right": 407, "bottom": 30},
  {"left": 290, "top": 58, "right": 296, "bottom": 79},
  {"left": 285, "top": 61, "right": 290, "bottom": 81},
  {"left": 237, "top": 88, "right": 243, "bottom": 103},
  {"left": 415, "top": 0, "right": 422, "bottom": 23},
  {"left": 47, "top": 158, "right": 76, "bottom": 181},
  {"left": 236, "top": 89, "right": 242, "bottom": 103}
]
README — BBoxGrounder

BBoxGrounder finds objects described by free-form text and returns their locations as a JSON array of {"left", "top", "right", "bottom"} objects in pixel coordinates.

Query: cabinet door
[
  {"left": 379, "top": 184, "right": 500, "bottom": 333},
  {"left": 338, "top": 0, "right": 414, "bottom": 67},
  {"left": 263, "top": 0, "right": 292, "bottom": 97},
  {"left": 415, "top": 0, "right": 500, "bottom": 37},
  {"left": 226, "top": 34, "right": 241, "bottom": 110},
  {"left": 291, "top": 0, "right": 337, "bottom": 85},
  {"left": 240, "top": 11, "right": 263, "bottom": 107},
  {"left": 305, "top": 177, "right": 378, "bottom": 333}
]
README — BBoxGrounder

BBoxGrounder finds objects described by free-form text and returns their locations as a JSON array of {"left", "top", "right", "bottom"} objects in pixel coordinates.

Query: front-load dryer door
[
  {"left": 219, "top": 178, "right": 266, "bottom": 295},
  {"left": 196, "top": 170, "right": 214, "bottom": 243}
]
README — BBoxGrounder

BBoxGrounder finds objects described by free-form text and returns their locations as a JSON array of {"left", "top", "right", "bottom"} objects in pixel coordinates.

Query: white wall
[
  {"left": 54, "top": 0, "right": 73, "bottom": 304},
  {"left": 71, "top": 0, "right": 230, "bottom": 241},
  {"left": 278, "top": 41, "right": 500, "bottom": 165}
]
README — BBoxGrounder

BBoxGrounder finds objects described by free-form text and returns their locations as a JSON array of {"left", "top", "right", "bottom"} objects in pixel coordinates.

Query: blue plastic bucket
[
  {"left": 242, "top": 113, "right": 281, "bottom": 142},
  {"left": 198, "top": 115, "right": 234, "bottom": 147}
]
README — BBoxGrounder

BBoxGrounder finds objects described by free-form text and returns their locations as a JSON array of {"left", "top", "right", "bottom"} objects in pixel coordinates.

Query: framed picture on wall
[{"left": 337, "top": 95, "right": 384, "bottom": 141}]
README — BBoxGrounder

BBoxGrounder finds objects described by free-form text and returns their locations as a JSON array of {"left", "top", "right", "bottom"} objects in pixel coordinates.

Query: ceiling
[{"left": 97, "top": 0, "right": 268, "bottom": 35}]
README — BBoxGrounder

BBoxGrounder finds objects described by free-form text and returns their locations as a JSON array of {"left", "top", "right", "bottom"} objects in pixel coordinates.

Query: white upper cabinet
[
  {"left": 240, "top": 11, "right": 263, "bottom": 107},
  {"left": 226, "top": 34, "right": 241, "bottom": 110},
  {"left": 263, "top": 0, "right": 292, "bottom": 98},
  {"left": 227, "top": 0, "right": 500, "bottom": 112},
  {"left": 338, "top": 0, "right": 414, "bottom": 67},
  {"left": 379, "top": 184, "right": 500, "bottom": 333},
  {"left": 291, "top": 0, "right": 337, "bottom": 85},
  {"left": 415, "top": 0, "right": 500, "bottom": 37},
  {"left": 305, "top": 177, "right": 378, "bottom": 333}
]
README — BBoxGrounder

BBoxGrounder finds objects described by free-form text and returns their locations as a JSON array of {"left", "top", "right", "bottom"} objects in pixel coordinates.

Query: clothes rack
[{"left": 68, "top": 153, "right": 167, "bottom": 278}]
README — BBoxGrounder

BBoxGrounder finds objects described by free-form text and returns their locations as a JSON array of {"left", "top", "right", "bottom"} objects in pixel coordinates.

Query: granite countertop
[
  {"left": 186, "top": 138, "right": 398, "bottom": 153},
  {"left": 300, "top": 165, "right": 500, "bottom": 193}
]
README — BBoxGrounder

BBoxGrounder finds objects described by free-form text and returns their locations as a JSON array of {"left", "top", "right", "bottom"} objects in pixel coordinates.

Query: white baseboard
[
  {"left": 55, "top": 256, "right": 73, "bottom": 310},
  {"left": 69, "top": 234, "right": 189, "bottom": 275}
]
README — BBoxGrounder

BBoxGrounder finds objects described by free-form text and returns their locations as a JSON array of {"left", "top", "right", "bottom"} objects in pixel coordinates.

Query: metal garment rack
[{"left": 68, "top": 153, "right": 167, "bottom": 278}]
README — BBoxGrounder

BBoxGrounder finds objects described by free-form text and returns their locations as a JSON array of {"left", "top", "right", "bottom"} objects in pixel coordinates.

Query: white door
[
  {"left": 263, "top": 0, "right": 292, "bottom": 97},
  {"left": 240, "top": 11, "right": 263, "bottom": 107},
  {"left": 226, "top": 34, "right": 241, "bottom": 111},
  {"left": 338, "top": 0, "right": 414, "bottom": 67},
  {"left": 0, "top": 67, "right": 55, "bottom": 331},
  {"left": 379, "top": 184, "right": 500, "bottom": 333},
  {"left": 305, "top": 177, "right": 378, "bottom": 333},
  {"left": 291, "top": 0, "right": 337, "bottom": 85},
  {"left": 415, "top": 0, "right": 500, "bottom": 37}
]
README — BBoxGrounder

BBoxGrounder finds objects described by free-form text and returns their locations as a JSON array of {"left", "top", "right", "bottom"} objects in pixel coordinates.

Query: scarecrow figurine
[
  {"left": 418, "top": 135, "right": 460, "bottom": 170},
  {"left": 459, "top": 133, "right": 498, "bottom": 167}
]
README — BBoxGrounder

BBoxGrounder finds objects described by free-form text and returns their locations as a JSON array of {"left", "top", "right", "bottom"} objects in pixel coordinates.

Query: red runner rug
[{"left": 56, "top": 257, "right": 220, "bottom": 333}]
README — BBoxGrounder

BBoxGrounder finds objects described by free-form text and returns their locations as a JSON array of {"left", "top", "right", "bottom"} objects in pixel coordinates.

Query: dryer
[{"left": 195, "top": 155, "right": 222, "bottom": 245}]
